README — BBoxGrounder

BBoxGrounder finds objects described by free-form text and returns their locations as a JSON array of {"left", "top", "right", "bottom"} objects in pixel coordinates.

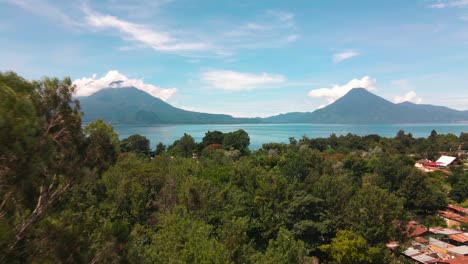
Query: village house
[
  {"left": 446, "top": 245, "right": 468, "bottom": 258},
  {"left": 415, "top": 155, "right": 457, "bottom": 172},
  {"left": 436, "top": 256, "right": 468, "bottom": 264},
  {"left": 400, "top": 205, "right": 468, "bottom": 263},
  {"left": 438, "top": 205, "right": 468, "bottom": 229}
]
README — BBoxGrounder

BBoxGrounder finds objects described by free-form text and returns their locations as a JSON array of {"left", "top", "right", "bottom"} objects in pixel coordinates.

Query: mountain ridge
[
  {"left": 79, "top": 86, "right": 468, "bottom": 124},
  {"left": 79, "top": 87, "right": 260, "bottom": 124}
]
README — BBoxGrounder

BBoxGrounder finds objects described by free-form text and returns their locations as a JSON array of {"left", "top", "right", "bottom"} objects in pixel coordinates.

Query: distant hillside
[
  {"left": 80, "top": 86, "right": 468, "bottom": 124},
  {"left": 264, "top": 88, "right": 468, "bottom": 124},
  {"left": 80, "top": 87, "right": 260, "bottom": 124}
]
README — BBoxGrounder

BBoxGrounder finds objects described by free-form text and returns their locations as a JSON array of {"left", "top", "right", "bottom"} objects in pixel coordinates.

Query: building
[
  {"left": 436, "top": 256, "right": 468, "bottom": 264},
  {"left": 448, "top": 233, "right": 468, "bottom": 246},
  {"left": 429, "top": 227, "right": 463, "bottom": 236},
  {"left": 403, "top": 247, "right": 439, "bottom": 263},
  {"left": 447, "top": 246, "right": 468, "bottom": 258},
  {"left": 438, "top": 211, "right": 468, "bottom": 229},
  {"left": 408, "top": 221, "right": 432, "bottom": 237},
  {"left": 435, "top": 156, "right": 457, "bottom": 168},
  {"left": 447, "top": 205, "right": 468, "bottom": 216}
]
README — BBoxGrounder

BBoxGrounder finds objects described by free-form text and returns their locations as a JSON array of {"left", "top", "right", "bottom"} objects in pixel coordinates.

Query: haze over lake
[{"left": 113, "top": 123, "right": 468, "bottom": 150}]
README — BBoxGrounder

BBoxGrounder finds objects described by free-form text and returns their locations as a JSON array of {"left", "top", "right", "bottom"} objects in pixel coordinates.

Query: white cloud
[
  {"left": 6, "top": 1, "right": 298, "bottom": 56},
  {"left": 429, "top": 0, "right": 468, "bottom": 8},
  {"left": 308, "top": 76, "right": 377, "bottom": 103},
  {"left": 245, "top": 23, "right": 268, "bottom": 31},
  {"left": 285, "top": 34, "right": 299, "bottom": 43},
  {"left": 333, "top": 51, "right": 359, "bottom": 63},
  {"left": 317, "top": 104, "right": 326, "bottom": 109},
  {"left": 73, "top": 70, "right": 177, "bottom": 100},
  {"left": 221, "top": 10, "right": 299, "bottom": 50},
  {"left": 84, "top": 8, "right": 210, "bottom": 53},
  {"left": 266, "top": 10, "right": 296, "bottom": 27},
  {"left": 98, "top": 0, "right": 173, "bottom": 19},
  {"left": 4, "top": 0, "right": 81, "bottom": 27},
  {"left": 393, "top": 91, "right": 422, "bottom": 104},
  {"left": 202, "top": 70, "right": 287, "bottom": 91}
]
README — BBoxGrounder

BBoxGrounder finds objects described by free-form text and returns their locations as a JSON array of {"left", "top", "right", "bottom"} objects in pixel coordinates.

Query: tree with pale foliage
[{"left": 320, "top": 230, "right": 384, "bottom": 264}]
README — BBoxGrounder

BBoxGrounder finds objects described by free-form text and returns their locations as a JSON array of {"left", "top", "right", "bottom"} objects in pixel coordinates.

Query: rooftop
[
  {"left": 449, "top": 233, "right": 468, "bottom": 243},
  {"left": 430, "top": 237, "right": 455, "bottom": 249},
  {"left": 413, "top": 253, "right": 438, "bottom": 263},
  {"left": 408, "top": 221, "right": 430, "bottom": 237},
  {"left": 436, "top": 155, "right": 457, "bottom": 167},
  {"left": 447, "top": 245, "right": 468, "bottom": 256},
  {"left": 415, "top": 237, "right": 429, "bottom": 244},
  {"left": 430, "top": 227, "right": 463, "bottom": 235},
  {"left": 438, "top": 211, "right": 468, "bottom": 224},
  {"left": 436, "top": 256, "right": 468, "bottom": 264},
  {"left": 404, "top": 247, "right": 421, "bottom": 257},
  {"left": 447, "top": 205, "right": 468, "bottom": 215}
]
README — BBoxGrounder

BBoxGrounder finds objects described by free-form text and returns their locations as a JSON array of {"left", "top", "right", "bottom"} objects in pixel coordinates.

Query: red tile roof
[
  {"left": 447, "top": 205, "right": 468, "bottom": 215},
  {"left": 407, "top": 221, "right": 430, "bottom": 237},
  {"left": 415, "top": 236, "right": 429, "bottom": 244},
  {"left": 438, "top": 211, "right": 468, "bottom": 224}
]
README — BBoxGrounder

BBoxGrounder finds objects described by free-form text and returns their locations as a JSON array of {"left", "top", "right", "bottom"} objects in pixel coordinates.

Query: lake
[{"left": 113, "top": 123, "right": 468, "bottom": 150}]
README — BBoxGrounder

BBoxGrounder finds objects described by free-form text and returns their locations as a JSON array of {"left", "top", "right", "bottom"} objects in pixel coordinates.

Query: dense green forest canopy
[{"left": 1, "top": 71, "right": 468, "bottom": 263}]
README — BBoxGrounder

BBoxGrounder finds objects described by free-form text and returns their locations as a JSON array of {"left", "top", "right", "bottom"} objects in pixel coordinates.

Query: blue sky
[{"left": 1, "top": 0, "right": 468, "bottom": 117}]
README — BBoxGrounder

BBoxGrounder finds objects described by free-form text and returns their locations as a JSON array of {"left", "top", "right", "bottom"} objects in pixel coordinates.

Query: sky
[{"left": 1, "top": 0, "right": 468, "bottom": 117}]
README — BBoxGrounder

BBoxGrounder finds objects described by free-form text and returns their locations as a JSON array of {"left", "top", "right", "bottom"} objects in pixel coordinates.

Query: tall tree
[
  {"left": 0, "top": 73, "right": 85, "bottom": 258},
  {"left": 155, "top": 142, "right": 166, "bottom": 155}
]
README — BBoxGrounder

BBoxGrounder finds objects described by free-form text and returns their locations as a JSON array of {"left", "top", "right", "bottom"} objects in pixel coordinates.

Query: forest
[{"left": 1, "top": 71, "right": 468, "bottom": 263}]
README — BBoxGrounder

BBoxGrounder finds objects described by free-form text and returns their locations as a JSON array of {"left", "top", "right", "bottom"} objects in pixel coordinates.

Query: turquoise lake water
[{"left": 112, "top": 123, "right": 468, "bottom": 150}]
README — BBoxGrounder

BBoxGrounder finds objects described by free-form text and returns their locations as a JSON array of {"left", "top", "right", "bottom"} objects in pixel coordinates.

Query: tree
[
  {"left": 448, "top": 169, "right": 468, "bottom": 203},
  {"left": 345, "top": 185, "right": 405, "bottom": 245},
  {"left": 320, "top": 230, "right": 384, "bottom": 264},
  {"left": 0, "top": 73, "right": 85, "bottom": 258},
  {"left": 101, "top": 154, "right": 166, "bottom": 223},
  {"left": 398, "top": 171, "right": 447, "bottom": 214},
  {"left": 120, "top": 134, "right": 150, "bottom": 155},
  {"left": 128, "top": 210, "right": 228, "bottom": 263},
  {"left": 202, "top": 131, "right": 224, "bottom": 147},
  {"left": 286, "top": 191, "right": 327, "bottom": 248},
  {"left": 83, "top": 119, "right": 119, "bottom": 150},
  {"left": 279, "top": 151, "right": 310, "bottom": 181},
  {"left": 155, "top": 142, "right": 166, "bottom": 155},
  {"left": 449, "top": 182, "right": 468, "bottom": 203},
  {"left": 368, "top": 154, "right": 413, "bottom": 192},
  {"left": 394, "top": 130, "right": 415, "bottom": 153},
  {"left": 83, "top": 119, "right": 119, "bottom": 174},
  {"left": 311, "top": 174, "right": 355, "bottom": 242},
  {"left": 168, "top": 133, "right": 197, "bottom": 158},
  {"left": 262, "top": 228, "right": 307, "bottom": 264},
  {"left": 223, "top": 129, "right": 250, "bottom": 155}
]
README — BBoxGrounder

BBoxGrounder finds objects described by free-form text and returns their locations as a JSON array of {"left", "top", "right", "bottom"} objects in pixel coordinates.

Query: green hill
[{"left": 80, "top": 87, "right": 260, "bottom": 124}]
